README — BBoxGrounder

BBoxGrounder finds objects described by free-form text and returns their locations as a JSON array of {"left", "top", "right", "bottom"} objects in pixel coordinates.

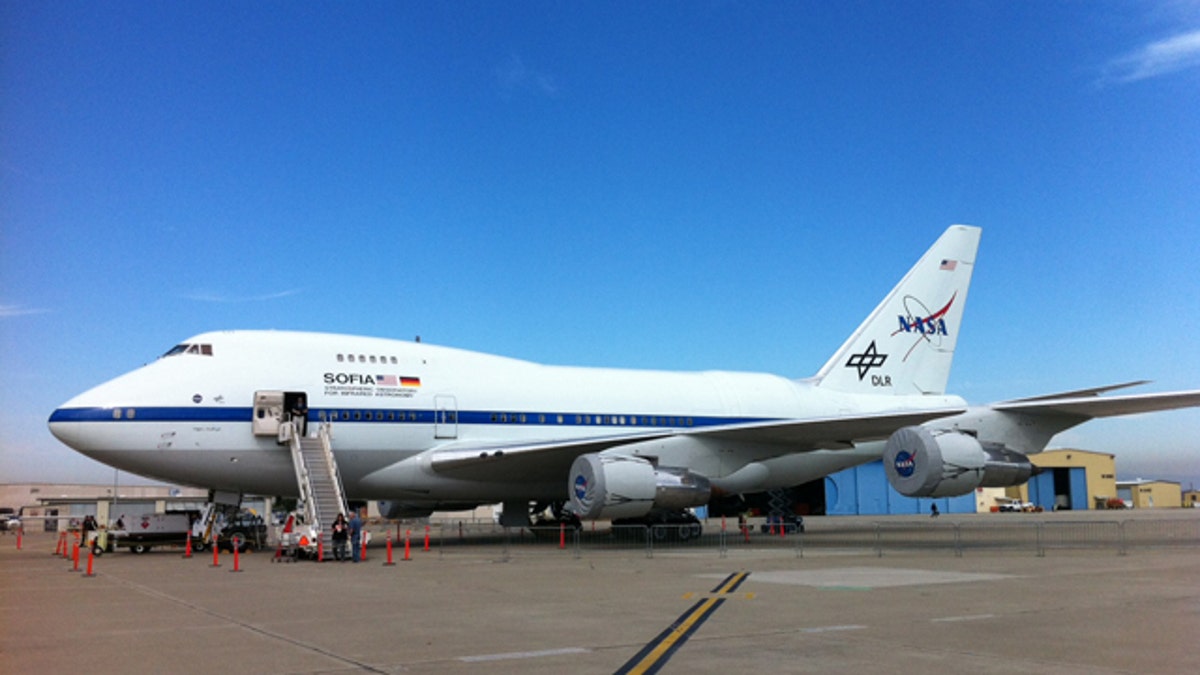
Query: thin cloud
[
  {"left": 496, "top": 54, "right": 558, "bottom": 97},
  {"left": 182, "top": 288, "right": 304, "bottom": 303},
  {"left": 1102, "top": 29, "right": 1200, "bottom": 84},
  {"left": 0, "top": 304, "right": 50, "bottom": 318}
]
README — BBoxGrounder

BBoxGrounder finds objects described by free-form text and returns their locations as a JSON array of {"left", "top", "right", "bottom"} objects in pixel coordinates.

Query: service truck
[{"left": 96, "top": 512, "right": 195, "bottom": 554}]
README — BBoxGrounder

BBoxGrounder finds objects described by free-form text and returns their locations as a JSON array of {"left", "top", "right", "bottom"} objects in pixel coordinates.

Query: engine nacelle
[
  {"left": 883, "top": 426, "right": 1035, "bottom": 498},
  {"left": 568, "top": 453, "right": 711, "bottom": 520}
]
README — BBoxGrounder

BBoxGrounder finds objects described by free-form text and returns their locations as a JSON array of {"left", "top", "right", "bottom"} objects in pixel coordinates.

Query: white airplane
[{"left": 48, "top": 226, "right": 1200, "bottom": 525}]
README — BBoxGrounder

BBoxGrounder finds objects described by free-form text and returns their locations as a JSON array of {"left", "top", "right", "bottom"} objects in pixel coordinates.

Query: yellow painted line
[{"left": 617, "top": 571, "right": 749, "bottom": 675}]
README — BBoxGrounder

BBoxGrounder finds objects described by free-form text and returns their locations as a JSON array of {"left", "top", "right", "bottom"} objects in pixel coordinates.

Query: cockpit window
[{"left": 162, "top": 343, "right": 214, "bottom": 358}]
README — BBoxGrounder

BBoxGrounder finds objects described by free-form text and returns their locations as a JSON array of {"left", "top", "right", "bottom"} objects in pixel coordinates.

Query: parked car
[{"left": 996, "top": 498, "right": 1035, "bottom": 512}]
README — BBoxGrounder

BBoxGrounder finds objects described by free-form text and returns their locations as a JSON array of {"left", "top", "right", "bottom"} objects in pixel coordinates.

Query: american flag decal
[{"left": 939, "top": 259, "right": 957, "bottom": 271}]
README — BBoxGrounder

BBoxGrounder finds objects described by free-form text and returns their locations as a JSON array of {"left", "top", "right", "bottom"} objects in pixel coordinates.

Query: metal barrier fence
[{"left": 411, "top": 517, "right": 1200, "bottom": 560}]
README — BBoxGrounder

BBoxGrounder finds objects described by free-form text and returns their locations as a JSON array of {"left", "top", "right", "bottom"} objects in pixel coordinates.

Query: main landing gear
[{"left": 614, "top": 510, "right": 703, "bottom": 541}]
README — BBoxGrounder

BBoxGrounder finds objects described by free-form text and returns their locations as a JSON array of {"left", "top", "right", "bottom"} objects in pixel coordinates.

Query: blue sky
[{"left": 3, "top": 2, "right": 1198, "bottom": 488}]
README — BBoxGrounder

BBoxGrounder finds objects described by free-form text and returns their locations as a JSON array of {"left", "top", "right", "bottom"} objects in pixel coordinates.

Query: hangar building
[
  {"left": 1117, "top": 480, "right": 1183, "bottom": 509},
  {"left": 1012, "top": 449, "right": 1118, "bottom": 511}
]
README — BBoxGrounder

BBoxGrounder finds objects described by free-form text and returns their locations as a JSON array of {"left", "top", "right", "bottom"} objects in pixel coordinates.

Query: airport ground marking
[
  {"left": 931, "top": 613, "right": 996, "bottom": 623},
  {"left": 459, "top": 647, "right": 591, "bottom": 662},
  {"left": 615, "top": 570, "right": 750, "bottom": 675}
]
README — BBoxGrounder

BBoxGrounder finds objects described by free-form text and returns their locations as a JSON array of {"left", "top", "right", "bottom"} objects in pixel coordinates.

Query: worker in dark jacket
[{"left": 331, "top": 513, "right": 349, "bottom": 561}]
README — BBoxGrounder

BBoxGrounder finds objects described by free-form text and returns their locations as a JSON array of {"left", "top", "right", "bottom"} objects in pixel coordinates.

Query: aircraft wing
[
  {"left": 690, "top": 407, "right": 965, "bottom": 447},
  {"left": 427, "top": 406, "right": 964, "bottom": 483},
  {"left": 991, "top": 388, "right": 1200, "bottom": 419},
  {"left": 427, "top": 431, "right": 676, "bottom": 482}
]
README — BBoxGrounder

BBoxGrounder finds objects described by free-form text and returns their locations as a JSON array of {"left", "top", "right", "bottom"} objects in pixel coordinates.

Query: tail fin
[{"left": 814, "top": 225, "right": 981, "bottom": 396}]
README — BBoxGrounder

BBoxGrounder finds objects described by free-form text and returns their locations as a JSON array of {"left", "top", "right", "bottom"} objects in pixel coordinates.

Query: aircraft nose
[{"left": 48, "top": 406, "right": 88, "bottom": 450}]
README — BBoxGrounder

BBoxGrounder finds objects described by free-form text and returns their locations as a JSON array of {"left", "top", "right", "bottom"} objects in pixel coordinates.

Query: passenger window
[
  {"left": 370, "top": 356, "right": 377, "bottom": 364},
  {"left": 338, "top": 354, "right": 344, "bottom": 362}
]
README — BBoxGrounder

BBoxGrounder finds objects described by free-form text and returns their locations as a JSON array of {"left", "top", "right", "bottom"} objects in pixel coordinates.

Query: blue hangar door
[{"left": 1029, "top": 468, "right": 1088, "bottom": 511}]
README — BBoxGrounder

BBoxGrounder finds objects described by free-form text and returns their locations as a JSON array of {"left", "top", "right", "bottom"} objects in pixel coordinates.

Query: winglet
[{"left": 814, "top": 225, "right": 981, "bottom": 396}]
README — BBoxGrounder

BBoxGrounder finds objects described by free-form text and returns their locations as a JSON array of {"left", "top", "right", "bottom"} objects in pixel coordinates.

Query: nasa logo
[
  {"left": 895, "top": 294, "right": 956, "bottom": 339},
  {"left": 573, "top": 474, "right": 588, "bottom": 501},
  {"left": 897, "top": 315, "right": 948, "bottom": 336},
  {"left": 894, "top": 450, "right": 915, "bottom": 478},
  {"left": 192, "top": 394, "right": 203, "bottom": 404}
]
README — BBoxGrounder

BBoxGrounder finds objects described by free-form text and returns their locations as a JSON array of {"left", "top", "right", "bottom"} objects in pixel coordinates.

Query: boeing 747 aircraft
[{"left": 48, "top": 226, "right": 1200, "bottom": 527}]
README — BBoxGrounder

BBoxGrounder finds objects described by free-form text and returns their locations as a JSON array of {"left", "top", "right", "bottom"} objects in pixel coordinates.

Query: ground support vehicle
[
  {"left": 216, "top": 512, "right": 269, "bottom": 553},
  {"left": 95, "top": 513, "right": 195, "bottom": 555}
]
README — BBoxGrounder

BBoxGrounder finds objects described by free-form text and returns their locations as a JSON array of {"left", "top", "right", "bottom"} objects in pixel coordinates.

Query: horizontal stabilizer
[
  {"left": 999, "top": 381, "right": 1151, "bottom": 404},
  {"left": 992, "top": 389, "right": 1200, "bottom": 419}
]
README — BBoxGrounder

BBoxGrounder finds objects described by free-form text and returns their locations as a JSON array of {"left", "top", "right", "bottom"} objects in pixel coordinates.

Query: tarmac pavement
[{"left": 2, "top": 514, "right": 1197, "bottom": 674}]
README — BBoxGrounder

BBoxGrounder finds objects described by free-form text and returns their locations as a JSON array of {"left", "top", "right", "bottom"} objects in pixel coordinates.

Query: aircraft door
[
  {"left": 435, "top": 395, "right": 458, "bottom": 439},
  {"left": 252, "top": 391, "right": 285, "bottom": 436},
  {"left": 253, "top": 391, "right": 308, "bottom": 437}
]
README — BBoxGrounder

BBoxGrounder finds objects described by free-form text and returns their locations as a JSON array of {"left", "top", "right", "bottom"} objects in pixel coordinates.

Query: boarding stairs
[{"left": 285, "top": 419, "right": 348, "bottom": 557}]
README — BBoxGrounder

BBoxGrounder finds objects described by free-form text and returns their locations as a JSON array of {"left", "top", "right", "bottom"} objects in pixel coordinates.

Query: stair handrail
[
  {"left": 285, "top": 420, "right": 320, "bottom": 530},
  {"left": 316, "top": 418, "right": 349, "bottom": 518}
]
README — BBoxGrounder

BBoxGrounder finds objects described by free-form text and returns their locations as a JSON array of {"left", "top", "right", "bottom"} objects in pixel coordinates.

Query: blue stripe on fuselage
[{"left": 49, "top": 406, "right": 776, "bottom": 429}]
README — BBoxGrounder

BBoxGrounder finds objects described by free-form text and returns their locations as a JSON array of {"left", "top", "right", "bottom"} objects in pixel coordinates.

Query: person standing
[
  {"left": 81, "top": 515, "right": 97, "bottom": 546},
  {"left": 348, "top": 509, "right": 363, "bottom": 563},
  {"left": 331, "top": 513, "right": 348, "bottom": 561}
]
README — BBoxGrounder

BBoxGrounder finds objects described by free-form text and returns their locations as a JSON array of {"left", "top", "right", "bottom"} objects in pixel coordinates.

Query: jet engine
[
  {"left": 568, "top": 453, "right": 711, "bottom": 520},
  {"left": 883, "top": 426, "right": 1035, "bottom": 498}
]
